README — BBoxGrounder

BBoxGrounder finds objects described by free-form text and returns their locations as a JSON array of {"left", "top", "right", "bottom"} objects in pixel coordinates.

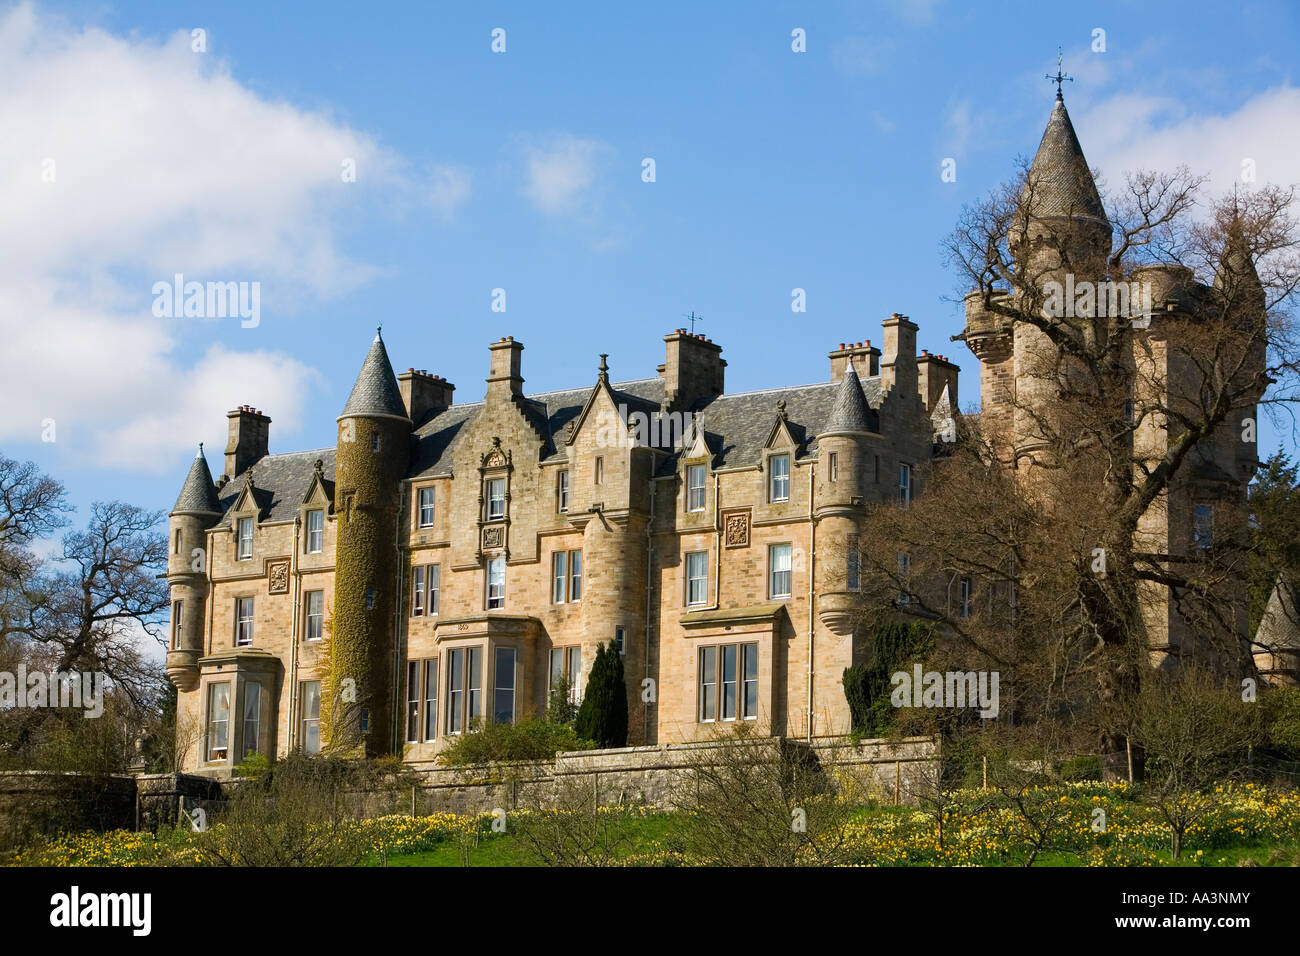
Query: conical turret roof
[
  {"left": 821, "top": 364, "right": 873, "bottom": 435},
  {"left": 1024, "top": 94, "right": 1107, "bottom": 223},
  {"left": 172, "top": 444, "right": 222, "bottom": 515},
  {"left": 340, "top": 328, "right": 409, "bottom": 421}
]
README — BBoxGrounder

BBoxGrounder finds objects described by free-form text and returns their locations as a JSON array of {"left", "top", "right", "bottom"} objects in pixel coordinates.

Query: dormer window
[
  {"left": 687, "top": 464, "right": 707, "bottom": 512},
  {"left": 769, "top": 454, "right": 790, "bottom": 503},
  {"left": 237, "top": 517, "right": 253, "bottom": 560},
  {"left": 486, "top": 478, "right": 506, "bottom": 520},
  {"left": 306, "top": 509, "right": 323, "bottom": 554}
]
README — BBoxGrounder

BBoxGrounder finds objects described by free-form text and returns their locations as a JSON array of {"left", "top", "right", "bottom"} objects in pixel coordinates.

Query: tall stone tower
[
  {"left": 965, "top": 90, "right": 1111, "bottom": 467},
  {"left": 330, "top": 329, "right": 411, "bottom": 756},
  {"left": 815, "top": 364, "right": 875, "bottom": 636},
  {"left": 165, "top": 445, "right": 223, "bottom": 691}
]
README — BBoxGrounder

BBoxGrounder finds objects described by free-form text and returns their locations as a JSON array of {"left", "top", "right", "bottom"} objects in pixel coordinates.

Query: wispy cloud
[{"left": 518, "top": 134, "right": 610, "bottom": 217}]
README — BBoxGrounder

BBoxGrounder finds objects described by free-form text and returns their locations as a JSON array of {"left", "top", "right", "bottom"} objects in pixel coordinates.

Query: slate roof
[
  {"left": 409, "top": 377, "right": 665, "bottom": 478},
  {"left": 215, "top": 448, "right": 335, "bottom": 526},
  {"left": 197, "top": 369, "right": 891, "bottom": 522},
  {"left": 172, "top": 446, "right": 222, "bottom": 515},
  {"left": 340, "top": 332, "right": 409, "bottom": 420},
  {"left": 1023, "top": 94, "right": 1107, "bottom": 223},
  {"left": 822, "top": 365, "right": 874, "bottom": 434},
  {"left": 655, "top": 376, "right": 882, "bottom": 475}
]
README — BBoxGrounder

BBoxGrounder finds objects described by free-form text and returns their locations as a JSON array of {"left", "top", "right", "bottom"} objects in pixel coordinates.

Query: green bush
[
  {"left": 437, "top": 719, "right": 594, "bottom": 766},
  {"left": 842, "top": 621, "right": 935, "bottom": 736},
  {"left": 575, "top": 641, "right": 628, "bottom": 748}
]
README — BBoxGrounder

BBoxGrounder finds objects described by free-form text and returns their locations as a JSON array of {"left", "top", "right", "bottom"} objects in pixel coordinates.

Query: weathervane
[
  {"left": 1046, "top": 47, "right": 1072, "bottom": 98},
  {"left": 682, "top": 311, "right": 704, "bottom": 334}
]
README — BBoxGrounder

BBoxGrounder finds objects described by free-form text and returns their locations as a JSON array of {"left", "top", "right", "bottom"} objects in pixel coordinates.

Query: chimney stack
[
  {"left": 658, "top": 329, "right": 726, "bottom": 413},
  {"left": 880, "top": 313, "right": 919, "bottom": 397},
  {"left": 398, "top": 368, "right": 456, "bottom": 425},
  {"left": 917, "top": 352, "right": 960, "bottom": 413},
  {"left": 829, "top": 340, "right": 881, "bottom": 380},
  {"left": 224, "top": 406, "right": 270, "bottom": 478},
  {"left": 487, "top": 337, "right": 524, "bottom": 400}
]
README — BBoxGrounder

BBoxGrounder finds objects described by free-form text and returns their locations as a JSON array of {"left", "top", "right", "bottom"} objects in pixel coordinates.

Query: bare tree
[
  {"left": 848, "top": 165, "right": 1300, "bottom": 776},
  {"left": 1126, "top": 666, "right": 1263, "bottom": 859}
]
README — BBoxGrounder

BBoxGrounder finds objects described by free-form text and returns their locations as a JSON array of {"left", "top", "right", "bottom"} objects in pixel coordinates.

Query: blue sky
[{"left": 3, "top": 0, "right": 1299, "bottom": 526}]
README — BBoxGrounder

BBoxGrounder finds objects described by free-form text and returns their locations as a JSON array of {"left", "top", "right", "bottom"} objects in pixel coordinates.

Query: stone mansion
[{"left": 165, "top": 91, "right": 1266, "bottom": 775}]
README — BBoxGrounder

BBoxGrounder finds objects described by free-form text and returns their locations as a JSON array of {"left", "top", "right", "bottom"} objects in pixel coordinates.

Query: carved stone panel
[
  {"left": 724, "top": 511, "right": 750, "bottom": 549},
  {"left": 267, "top": 560, "right": 290, "bottom": 594},
  {"left": 482, "top": 525, "right": 504, "bottom": 550}
]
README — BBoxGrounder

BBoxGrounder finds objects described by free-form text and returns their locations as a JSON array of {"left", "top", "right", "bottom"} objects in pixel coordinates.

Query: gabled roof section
[
  {"left": 215, "top": 449, "right": 336, "bottom": 526},
  {"left": 340, "top": 329, "right": 409, "bottom": 422},
  {"left": 821, "top": 365, "right": 874, "bottom": 436},
  {"left": 1024, "top": 94, "right": 1107, "bottom": 224},
  {"left": 172, "top": 444, "right": 222, "bottom": 515},
  {"left": 408, "top": 377, "right": 665, "bottom": 478},
  {"left": 300, "top": 458, "right": 334, "bottom": 510},
  {"left": 931, "top": 383, "right": 957, "bottom": 444}
]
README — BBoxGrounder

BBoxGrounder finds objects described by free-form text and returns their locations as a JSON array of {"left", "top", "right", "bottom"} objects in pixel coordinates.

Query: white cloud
[
  {"left": 1081, "top": 86, "right": 1300, "bottom": 197},
  {"left": 0, "top": 3, "right": 421, "bottom": 469},
  {"left": 519, "top": 134, "right": 608, "bottom": 216},
  {"left": 943, "top": 100, "right": 975, "bottom": 157}
]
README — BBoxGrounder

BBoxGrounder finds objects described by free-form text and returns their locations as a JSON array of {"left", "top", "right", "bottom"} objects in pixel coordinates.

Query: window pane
[
  {"left": 770, "top": 544, "right": 792, "bottom": 598},
  {"left": 743, "top": 644, "right": 758, "bottom": 719},
  {"left": 487, "top": 556, "right": 506, "bottom": 609},
  {"left": 687, "top": 465, "right": 706, "bottom": 511},
  {"left": 770, "top": 455, "right": 789, "bottom": 501},
  {"left": 448, "top": 649, "right": 464, "bottom": 734},
  {"left": 406, "top": 661, "right": 420, "bottom": 743},
  {"left": 487, "top": 479, "right": 505, "bottom": 519},
  {"left": 424, "top": 659, "right": 439, "bottom": 740},
  {"left": 722, "top": 645, "right": 737, "bottom": 719},
  {"left": 236, "top": 597, "right": 254, "bottom": 646},
  {"left": 494, "top": 647, "right": 516, "bottom": 724},
  {"left": 569, "top": 550, "right": 582, "bottom": 602},
  {"left": 238, "top": 517, "right": 253, "bottom": 558},
  {"left": 305, "top": 591, "right": 323, "bottom": 640},
  {"left": 558, "top": 470, "right": 569, "bottom": 512},
  {"left": 552, "top": 551, "right": 567, "bottom": 603},
  {"left": 687, "top": 551, "right": 708, "bottom": 605},
  {"left": 419, "top": 488, "right": 435, "bottom": 527},
  {"left": 567, "top": 648, "right": 580, "bottom": 701},
  {"left": 301, "top": 681, "right": 320, "bottom": 754},
  {"left": 429, "top": 565, "right": 440, "bottom": 614},
  {"left": 241, "top": 682, "right": 260, "bottom": 759},
  {"left": 700, "top": 646, "right": 717, "bottom": 721},
  {"left": 468, "top": 647, "right": 482, "bottom": 724},
  {"left": 207, "top": 682, "right": 230, "bottom": 760},
  {"left": 307, "top": 510, "right": 323, "bottom": 553},
  {"left": 412, "top": 566, "right": 425, "bottom": 615}
]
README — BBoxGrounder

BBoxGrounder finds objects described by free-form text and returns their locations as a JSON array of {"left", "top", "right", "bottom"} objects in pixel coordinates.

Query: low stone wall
[
  {"left": 0, "top": 735, "right": 937, "bottom": 840},
  {"left": 0, "top": 771, "right": 137, "bottom": 849},
  {"left": 406, "top": 734, "right": 936, "bottom": 814}
]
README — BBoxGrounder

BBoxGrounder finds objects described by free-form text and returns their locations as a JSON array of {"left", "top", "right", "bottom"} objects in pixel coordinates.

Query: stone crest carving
[
  {"left": 724, "top": 511, "right": 750, "bottom": 548},
  {"left": 267, "top": 560, "right": 290, "bottom": 594},
  {"left": 482, "top": 525, "right": 504, "bottom": 549}
]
